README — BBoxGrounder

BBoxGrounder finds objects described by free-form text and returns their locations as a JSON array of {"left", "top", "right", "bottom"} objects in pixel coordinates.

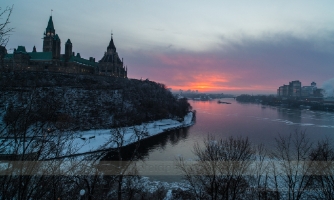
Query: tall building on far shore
[
  {"left": 277, "top": 85, "right": 289, "bottom": 97},
  {"left": 288, "top": 80, "right": 301, "bottom": 97},
  {"left": 277, "top": 81, "right": 323, "bottom": 98},
  {"left": 301, "top": 82, "right": 317, "bottom": 97},
  {"left": 277, "top": 80, "right": 301, "bottom": 97}
]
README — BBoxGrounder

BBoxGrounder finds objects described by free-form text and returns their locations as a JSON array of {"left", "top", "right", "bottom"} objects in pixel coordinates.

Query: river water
[{"left": 130, "top": 99, "right": 334, "bottom": 182}]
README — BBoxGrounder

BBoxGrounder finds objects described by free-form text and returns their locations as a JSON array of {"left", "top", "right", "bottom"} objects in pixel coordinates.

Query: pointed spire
[
  {"left": 107, "top": 33, "right": 116, "bottom": 51},
  {"left": 33, "top": 46, "right": 36, "bottom": 52},
  {"left": 45, "top": 16, "right": 55, "bottom": 34}
]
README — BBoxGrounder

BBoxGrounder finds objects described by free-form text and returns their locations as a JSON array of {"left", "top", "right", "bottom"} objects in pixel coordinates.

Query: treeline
[
  {"left": 178, "top": 92, "right": 234, "bottom": 100},
  {"left": 236, "top": 94, "right": 282, "bottom": 104},
  {"left": 0, "top": 71, "right": 191, "bottom": 130},
  {"left": 236, "top": 94, "right": 334, "bottom": 112}
]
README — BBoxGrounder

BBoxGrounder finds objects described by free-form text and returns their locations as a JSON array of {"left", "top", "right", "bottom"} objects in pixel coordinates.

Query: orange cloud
[{"left": 129, "top": 51, "right": 280, "bottom": 93}]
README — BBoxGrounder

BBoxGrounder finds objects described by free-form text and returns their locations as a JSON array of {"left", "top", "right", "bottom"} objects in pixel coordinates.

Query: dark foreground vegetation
[
  {"left": 1, "top": 127, "right": 334, "bottom": 199},
  {"left": 0, "top": 71, "right": 193, "bottom": 199},
  {"left": 236, "top": 94, "right": 334, "bottom": 112},
  {"left": 176, "top": 131, "right": 334, "bottom": 200}
]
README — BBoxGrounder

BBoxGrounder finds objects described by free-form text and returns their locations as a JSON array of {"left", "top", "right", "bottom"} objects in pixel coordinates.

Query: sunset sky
[{"left": 3, "top": 0, "right": 334, "bottom": 94}]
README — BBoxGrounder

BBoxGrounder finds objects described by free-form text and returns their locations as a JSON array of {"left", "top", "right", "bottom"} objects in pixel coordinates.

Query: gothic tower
[
  {"left": 65, "top": 39, "right": 72, "bottom": 61},
  {"left": 99, "top": 33, "right": 126, "bottom": 77},
  {"left": 52, "top": 34, "right": 61, "bottom": 59},
  {"left": 43, "top": 16, "right": 61, "bottom": 59},
  {"left": 107, "top": 34, "right": 116, "bottom": 54},
  {"left": 43, "top": 16, "right": 56, "bottom": 52}
]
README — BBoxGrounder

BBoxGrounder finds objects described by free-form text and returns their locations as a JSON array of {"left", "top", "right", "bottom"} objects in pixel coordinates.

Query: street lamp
[{"left": 79, "top": 189, "right": 85, "bottom": 200}]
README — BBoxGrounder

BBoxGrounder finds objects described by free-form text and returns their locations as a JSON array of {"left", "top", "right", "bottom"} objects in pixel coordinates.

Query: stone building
[
  {"left": 97, "top": 34, "right": 127, "bottom": 78},
  {"left": 1, "top": 16, "right": 127, "bottom": 77}
]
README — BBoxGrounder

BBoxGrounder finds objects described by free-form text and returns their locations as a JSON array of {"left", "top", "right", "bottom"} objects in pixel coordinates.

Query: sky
[{"left": 2, "top": 0, "right": 334, "bottom": 94}]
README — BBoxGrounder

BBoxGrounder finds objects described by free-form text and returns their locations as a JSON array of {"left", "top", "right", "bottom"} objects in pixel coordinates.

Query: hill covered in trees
[{"left": 0, "top": 71, "right": 191, "bottom": 130}]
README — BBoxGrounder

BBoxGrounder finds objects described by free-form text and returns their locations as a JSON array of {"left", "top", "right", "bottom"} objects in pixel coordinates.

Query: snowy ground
[{"left": 63, "top": 112, "right": 194, "bottom": 157}]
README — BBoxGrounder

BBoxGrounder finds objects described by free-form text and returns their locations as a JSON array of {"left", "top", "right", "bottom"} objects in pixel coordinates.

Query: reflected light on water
[{"left": 133, "top": 99, "right": 334, "bottom": 182}]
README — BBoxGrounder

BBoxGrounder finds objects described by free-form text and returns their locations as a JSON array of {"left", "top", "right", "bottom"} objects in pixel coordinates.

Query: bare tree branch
[{"left": 0, "top": 5, "right": 14, "bottom": 47}]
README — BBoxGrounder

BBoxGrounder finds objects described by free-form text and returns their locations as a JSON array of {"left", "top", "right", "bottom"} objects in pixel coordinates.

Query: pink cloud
[{"left": 126, "top": 33, "right": 334, "bottom": 94}]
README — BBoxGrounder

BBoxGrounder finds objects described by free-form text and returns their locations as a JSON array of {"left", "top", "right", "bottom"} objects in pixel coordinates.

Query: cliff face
[{"left": 0, "top": 72, "right": 191, "bottom": 131}]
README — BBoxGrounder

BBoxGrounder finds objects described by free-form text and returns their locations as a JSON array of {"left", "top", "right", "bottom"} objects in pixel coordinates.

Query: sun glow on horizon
[{"left": 166, "top": 83, "right": 276, "bottom": 94}]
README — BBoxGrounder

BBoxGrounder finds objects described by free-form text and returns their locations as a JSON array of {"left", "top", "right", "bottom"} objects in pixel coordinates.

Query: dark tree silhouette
[
  {"left": 176, "top": 135, "right": 255, "bottom": 200},
  {"left": 0, "top": 5, "right": 13, "bottom": 47}
]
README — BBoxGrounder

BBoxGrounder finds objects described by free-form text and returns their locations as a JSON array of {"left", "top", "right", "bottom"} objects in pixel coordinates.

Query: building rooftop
[
  {"left": 67, "top": 55, "right": 97, "bottom": 67},
  {"left": 29, "top": 52, "right": 53, "bottom": 60}
]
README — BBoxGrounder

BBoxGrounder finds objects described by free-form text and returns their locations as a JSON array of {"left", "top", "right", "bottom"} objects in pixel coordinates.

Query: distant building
[
  {"left": 288, "top": 80, "right": 301, "bottom": 97},
  {"left": 1, "top": 16, "right": 127, "bottom": 78},
  {"left": 277, "top": 84, "right": 289, "bottom": 97},
  {"left": 278, "top": 81, "right": 323, "bottom": 98},
  {"left": 314, "top": 88, "right": 324, "bottom": 98},
  {"left": 277, "top": 80, "right": 301, "bottom": 97},
  {"left": 301, "top": 82, "right": 317, "bottom": 97}
]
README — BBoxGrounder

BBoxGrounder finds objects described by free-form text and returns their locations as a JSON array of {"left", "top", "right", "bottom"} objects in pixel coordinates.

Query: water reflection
[
  {"left": 103, "top": 99, "right": 334, "bottom": 182},
  {"left": 102, "top": 127, "right": 190, "bottom": 161},
  {"left": 276, "top": 108, "right": 302, "bottom": 124}
]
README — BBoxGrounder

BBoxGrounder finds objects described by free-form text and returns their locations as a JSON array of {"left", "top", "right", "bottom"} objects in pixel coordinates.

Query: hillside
[{"left": 0, "top": 71, "right": 191, "bottom": 131}]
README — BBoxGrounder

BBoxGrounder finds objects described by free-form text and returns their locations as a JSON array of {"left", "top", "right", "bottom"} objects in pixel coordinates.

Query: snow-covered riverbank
[{"left": 63, "top": 112, "right": 195, "bottom": 157}]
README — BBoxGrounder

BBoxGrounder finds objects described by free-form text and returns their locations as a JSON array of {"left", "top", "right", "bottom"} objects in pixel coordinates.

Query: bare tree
[
  {"left": 69, "top": 126, "right": 150, "bottom": 200},
  {"left": 308, "top": 140, "right": 334, "bottom": 199},
  {"left": 271, "top": 130, "right": 315, "bottom": 200},
  {"left": 0, "top": 87, "right": 98, "bottom": 199},
  {"left": 102, "top": 126, "right": 148, "bottom": 200},
  {"left": 176, "top": 135, "right": 255, "bottom": 200},
  {"left": 249, "top": 144, "right": 279, "bottom": 200},
  {"left": 0, "top": 5, "right": 14, "bottom": 47}
]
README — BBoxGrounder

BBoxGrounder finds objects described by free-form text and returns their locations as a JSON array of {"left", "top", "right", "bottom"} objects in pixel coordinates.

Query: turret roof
[
  {"left": 53, "top": 34, "right": 60, "bottom": 41},
  {"left": 99, "top": 53, "right": 124, "bottom": 64},
  {"left": 66, "top": 39, "right": 72, "bottom": 44},
  {"left": 16, "top": 46, "right": 27, "bottom": 53},
  {"left": 46, "top": 16, "right": 55, "bottom": 33},
  {"left": 107, "top": 36, "right": 116, "bottom": 51}
]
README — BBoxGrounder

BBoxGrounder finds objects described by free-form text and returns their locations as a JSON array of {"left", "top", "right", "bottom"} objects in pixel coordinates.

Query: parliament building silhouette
[{"left": 1, "top": 16, "right": 127, "bottom": 78}]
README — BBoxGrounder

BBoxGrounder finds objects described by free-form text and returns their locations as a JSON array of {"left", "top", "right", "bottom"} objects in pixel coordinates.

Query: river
[{"left": 115, "top": 99, "right": 334, "bottom": 182}]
